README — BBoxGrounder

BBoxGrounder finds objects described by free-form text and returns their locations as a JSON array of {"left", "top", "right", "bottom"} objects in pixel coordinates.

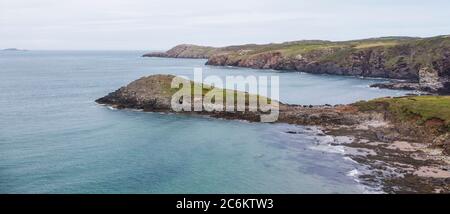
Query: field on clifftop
[{"left": 146, "top": 35, "right": 450, "bottom": 87}]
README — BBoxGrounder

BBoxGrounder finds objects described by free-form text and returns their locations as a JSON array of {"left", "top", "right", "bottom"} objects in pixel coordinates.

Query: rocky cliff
[{"left": 143, "top": 36, "right": 450, "bottom": 93}]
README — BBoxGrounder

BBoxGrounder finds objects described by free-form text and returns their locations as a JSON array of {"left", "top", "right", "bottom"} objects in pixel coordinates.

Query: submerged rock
[{"left": 370, "top": 82, "right": 421, "bottom": 91}]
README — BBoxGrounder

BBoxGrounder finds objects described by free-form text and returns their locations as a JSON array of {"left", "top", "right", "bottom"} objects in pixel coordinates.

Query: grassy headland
[{"left": 144, "top": 35, "right": 450, "bottom": 93}]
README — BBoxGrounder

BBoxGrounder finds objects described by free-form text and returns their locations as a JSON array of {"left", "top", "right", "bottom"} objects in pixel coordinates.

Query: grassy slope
[
  {"left": 354, "top": 96, "right": 450, "bottom": 131},
  {"left": 187, "top": 35, "right": 449, "bottom": 73},
  {"left": 163, "top": 75, "right": 450, "bottom": 129},
  {"left": 162, "top": 76, "right": 273, "bottom": 107},
  {"left": 214, "top": 36, "right": 447, "bottom": 55}
]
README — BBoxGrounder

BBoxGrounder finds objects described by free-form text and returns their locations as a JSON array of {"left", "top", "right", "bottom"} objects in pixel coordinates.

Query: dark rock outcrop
[
  {"left": 96, "top": 75, "right": 175, "bottom": 111},
  {"left": 96, "top": 74, "right": 364, "bottom": 126},
  {"left": 370, "top": 82, "right": 421, "bottom": 91}
]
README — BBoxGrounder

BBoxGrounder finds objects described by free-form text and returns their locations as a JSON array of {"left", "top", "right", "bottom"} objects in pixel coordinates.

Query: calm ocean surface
[{"left": 0, "top": 51, "right": 407, "bottom": 193}]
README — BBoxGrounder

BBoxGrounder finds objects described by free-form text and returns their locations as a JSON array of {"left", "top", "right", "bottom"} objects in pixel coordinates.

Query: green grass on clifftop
[
  {"left": 354, "top": 96, "right": 450, "bottom": 131},
  {"left": 161, "top": 76, "right": 273, "bottom": 106}
]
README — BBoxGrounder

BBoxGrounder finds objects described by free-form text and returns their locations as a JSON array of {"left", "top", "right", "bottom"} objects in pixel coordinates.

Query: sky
[{"left": 1, "top": 0, "right": 450, "bottom": 50}]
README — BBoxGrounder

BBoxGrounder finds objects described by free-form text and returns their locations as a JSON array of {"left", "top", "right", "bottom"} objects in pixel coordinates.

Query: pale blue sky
[{"left": 1, "top": 0, "right": 449, "bottom": 50}]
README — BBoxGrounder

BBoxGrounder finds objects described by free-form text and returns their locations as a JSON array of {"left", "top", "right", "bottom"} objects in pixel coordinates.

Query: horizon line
[{"left": 3, "top": 34, "right": 449, "bottom": 52}]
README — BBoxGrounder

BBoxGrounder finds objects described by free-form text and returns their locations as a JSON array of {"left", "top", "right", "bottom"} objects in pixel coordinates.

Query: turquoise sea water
[{"left": 0, "top": 51, "right": 407, "bottom": 193}]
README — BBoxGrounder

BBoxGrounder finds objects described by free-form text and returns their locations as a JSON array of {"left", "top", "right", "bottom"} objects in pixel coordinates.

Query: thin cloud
[{"left": 1, "top": 0, "right": 449, "bottom": 50}]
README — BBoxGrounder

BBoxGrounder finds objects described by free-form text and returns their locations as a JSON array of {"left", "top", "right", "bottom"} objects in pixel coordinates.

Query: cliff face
[
  {"left": 143, "top": 36, "right": 450, "bottom": 93},
  {"left": 208, "top": 38, "right": 448, "bottom": 79},
  {"left": 207, "top": 48, "right": 418, "bottom": 79},
  {"left": 142, "top": 44, "right": 217, "bottom": 59}
]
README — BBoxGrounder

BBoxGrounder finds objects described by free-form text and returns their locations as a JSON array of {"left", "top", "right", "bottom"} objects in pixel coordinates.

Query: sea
[{"left": 0, "top": 50, "right": 408, "bottom": 193}]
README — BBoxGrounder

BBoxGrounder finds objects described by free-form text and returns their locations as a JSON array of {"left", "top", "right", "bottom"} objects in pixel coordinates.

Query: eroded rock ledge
[{"left": 97, "top": 74, "right": 450, "bottom": 193}]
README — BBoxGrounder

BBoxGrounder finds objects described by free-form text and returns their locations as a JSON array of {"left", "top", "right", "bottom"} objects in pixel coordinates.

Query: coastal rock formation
[
  {"left": 96, "top": 75, "right": 174, "bottom": 111},
  {"left": 96, "top": 74, "right": 363, "bottom": 126},
  {"left": 419, "top": 67, "right": 450, "bottom": 93},
  {"left": 143, "top": 36, "right": 450, "bottom": 94},
  {"left": 370, "top": 82, "right": 421, "bottom": 91}
]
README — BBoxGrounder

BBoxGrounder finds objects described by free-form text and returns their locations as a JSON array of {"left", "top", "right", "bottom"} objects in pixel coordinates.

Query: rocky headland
[
  {"left": 143, "top": 36, "right": 450, "bottom": 94},
  {"left": 97, "top": 74, "right": 450, "bottom": 193}
]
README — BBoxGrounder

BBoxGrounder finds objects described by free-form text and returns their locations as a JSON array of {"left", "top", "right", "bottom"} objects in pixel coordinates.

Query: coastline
[
  {"left": 143, "top": 35, "right": 450, "bottom": 94},
  {"left": 96, "top": 74, "right": 450, "bottom": 193}
]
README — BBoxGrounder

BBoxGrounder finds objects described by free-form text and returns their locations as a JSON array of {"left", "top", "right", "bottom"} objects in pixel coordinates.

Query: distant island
[
  {"left": 2, "top": 48, "right": 27, "bottom": 51},
  {"left": 143, "top": 35, "right": 450, "bottom": 94}
]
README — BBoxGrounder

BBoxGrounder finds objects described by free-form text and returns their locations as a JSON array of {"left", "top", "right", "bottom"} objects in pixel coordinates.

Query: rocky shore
[
  {"left": 97, "top": 74, "right": 450, "bottom": 193},
  {"left": 143, "top": 36, "right": 450, "bottom": 94}
]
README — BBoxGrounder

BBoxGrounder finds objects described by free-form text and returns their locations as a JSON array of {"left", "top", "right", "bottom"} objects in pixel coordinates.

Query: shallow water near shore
[{"left": 0, "top": 51, "right": 408, "bottom": 193}]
